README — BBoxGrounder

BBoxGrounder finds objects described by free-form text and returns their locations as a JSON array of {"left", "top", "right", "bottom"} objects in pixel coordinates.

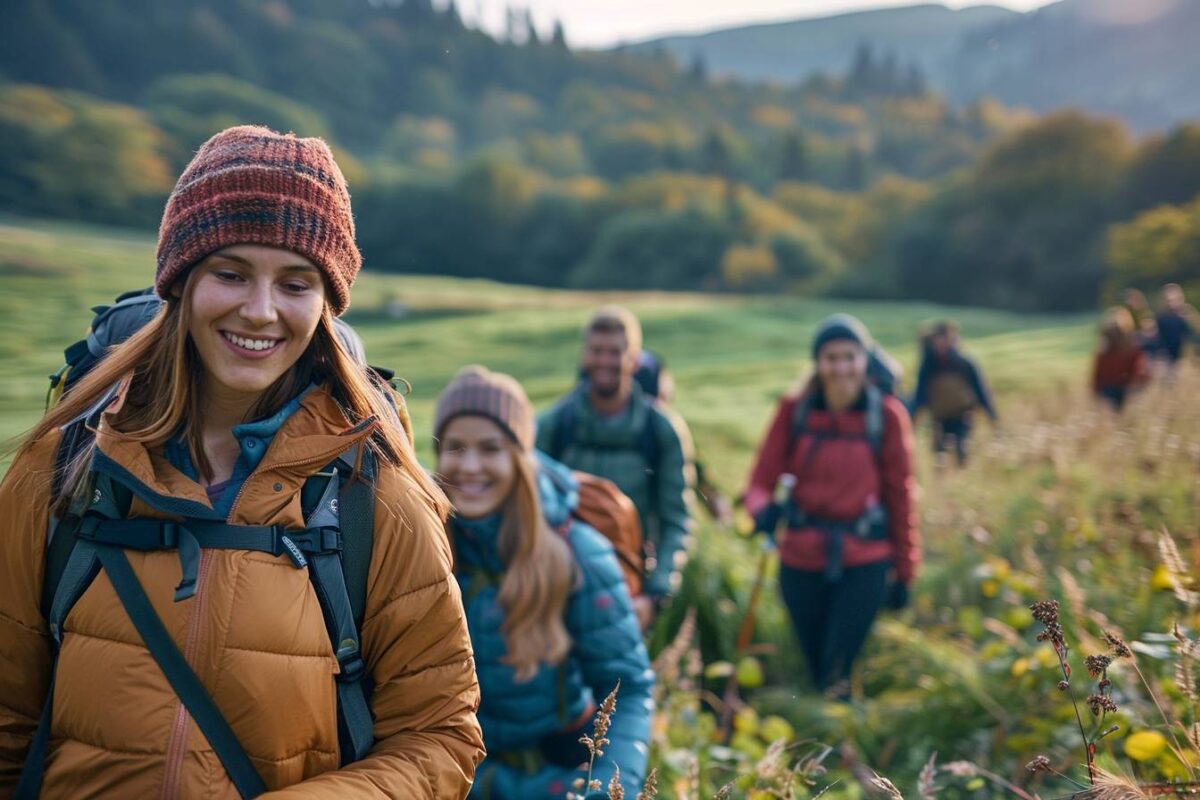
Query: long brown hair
[
  {"left": 21, "top": 267, "right": 447, "bottom": 521},
  {"left": 492, "top": 443, "right": 576, "bottom": 681}
]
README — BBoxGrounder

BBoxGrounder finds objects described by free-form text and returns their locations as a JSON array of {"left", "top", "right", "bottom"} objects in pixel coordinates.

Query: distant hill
[
  {"left": 944, "top": 0, "right": 1200, "bottom": 132},
  {"left": 626, "top": 0, "right": 1200, "bottom": 133},
  {"left": 621, "top": 4, "right": 1019, "bottom": 85}
]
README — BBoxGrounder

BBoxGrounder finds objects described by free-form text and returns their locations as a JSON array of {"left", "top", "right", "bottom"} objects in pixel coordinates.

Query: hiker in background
[
  {"left": 434, "top": 366, "right": 653, "bottom": 799},
  {"left": 635, "top": 349, "right": 733, "bottom": 526},
  {"left": 744, "top": 314, "right": 918, "bottom": 698},
  {"left": 538, "top": 307, "right": 693, "bottom": 630},
  {"left": 910, "top": 320, "right": 997, "bottom": 467},
  {"left": 1092, "top": 306, "right": 1149, "bottom": 412},
  {"left": 1155, "top": 283, "right": 1196, "bottom": 381},
  {"left": 0, "top": 126, "right": 483, "bottom": 798}
]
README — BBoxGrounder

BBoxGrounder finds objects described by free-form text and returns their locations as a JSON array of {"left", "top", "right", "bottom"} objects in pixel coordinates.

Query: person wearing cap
[
  {"left": 743, "top": 314, "right": 919, "bottom": 697},
  {"left": 433, "top": 366, "right": 653, "bottom": 799},
  {"left": 0, "top": 126, "right": 483, "bottom": 797},
  {"left": 537, "top": 306, "right": 693, "bottom": 629},
  {"left": 909, "top": 320, "right": 997, "bottom": 467}
]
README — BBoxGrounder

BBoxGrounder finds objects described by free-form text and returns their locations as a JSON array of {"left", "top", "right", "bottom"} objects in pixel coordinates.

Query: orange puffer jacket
[{"left": 0, "top": 386, "right": 484, "bottom": 799}]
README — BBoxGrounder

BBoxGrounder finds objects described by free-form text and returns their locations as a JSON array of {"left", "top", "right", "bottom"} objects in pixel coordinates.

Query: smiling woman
[{"left": 0, "top": 126, "right": 484, "bottom": 799}]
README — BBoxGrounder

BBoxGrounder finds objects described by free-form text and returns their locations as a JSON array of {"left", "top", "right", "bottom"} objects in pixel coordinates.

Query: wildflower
[
  {"left": 1057, "top": 680, "right": 1070, "bottom": 691},
  {"left": 1084, "top": 654, "right": 1112, "bottom": 677},
  {"left": 1086, "top": 693, "right": 1118, "bottom": 716},
  {"left": 636, "top": 769, "right": 658, "bottom": 800},
  {"left": 1103, "top": 630, "right": 1132, "bottom": 658},
  {"left": 1025, "top": 755, "right": 1051, "bottom": 774},
  {"left": 608, "top": 766, "right": 624, "bottom": 800},
  {"left": 581, "top": 681, "right": 619, "bottom": 759},
  {"left": 1029, "top": 600, "right": 1059, "bottom": 626},
  {"left": 942, "top": 761, "right": 978, "bottom": 778}
]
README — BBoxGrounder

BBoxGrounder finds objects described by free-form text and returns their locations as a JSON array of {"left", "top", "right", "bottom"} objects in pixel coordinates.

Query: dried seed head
[
  {"left": 636, "top": 769, "right": 659, "bottom": 800},
  {"left": 1086, "top": 693, "right": 1118, "bottom": 716},
  {"left": 1030, "top": 600, "right": 1060, "bottom": 626},
  {"left": 1085, "top": 654, "right": 1112, "bottom": 677},
  {"left": 1104, "top": 630, "right": 1132, "bottom": 658},
  {"left": 1026, "top": 755, "right": 1051, "bottom": 774},
  {"left": 608, "top": 766, "right": 624, "bottom": 800}
]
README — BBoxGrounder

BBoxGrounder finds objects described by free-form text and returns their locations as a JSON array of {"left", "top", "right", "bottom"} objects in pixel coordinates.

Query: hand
[
  {"left": 886, "top": 581, "right": 909, "bottom": 610},
  {"left": 633, "top": 594, "right": 657, "bottom": 630}
]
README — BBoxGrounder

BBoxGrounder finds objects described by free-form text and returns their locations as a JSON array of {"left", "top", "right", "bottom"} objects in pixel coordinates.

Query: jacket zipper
[
  {"left": 160, "top": 549, "right": 214, "bottom": 800},
  {"left": 159, "top": 423, "right": 378, "bottom": 797}
]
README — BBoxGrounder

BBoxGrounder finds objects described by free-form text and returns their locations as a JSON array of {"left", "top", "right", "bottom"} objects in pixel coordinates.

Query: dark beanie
[
  {"left": 811, "top": 313, "right": 872, "bottom": 358},
  {"left": 434, "top": 366, "right": 535, "bottom": 452},
  {"left": 155, "top": 125, "right": 361, "bottom": 315}
]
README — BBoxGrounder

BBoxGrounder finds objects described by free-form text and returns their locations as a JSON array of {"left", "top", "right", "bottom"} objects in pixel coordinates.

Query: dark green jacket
[{"left": 537, "top": 383, "right": 692, "bottom": 597}]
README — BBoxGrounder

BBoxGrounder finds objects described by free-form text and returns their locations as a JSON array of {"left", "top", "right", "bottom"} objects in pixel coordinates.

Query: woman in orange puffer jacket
[{"left": 0, "top": 126, "right": 484, "bottom": 798}]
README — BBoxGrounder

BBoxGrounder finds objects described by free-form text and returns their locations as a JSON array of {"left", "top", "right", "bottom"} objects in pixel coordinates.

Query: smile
[{"left": 221, "top": 331, "right": 283, "bottom": 354}]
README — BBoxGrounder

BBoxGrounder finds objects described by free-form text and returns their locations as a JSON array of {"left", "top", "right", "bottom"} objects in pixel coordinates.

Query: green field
[
  {"left": 2, "top": 217, "right": 1196, "bottom": 798},
  {"left": 0, "top": 216, "right": 1094, "bottom": 473}
]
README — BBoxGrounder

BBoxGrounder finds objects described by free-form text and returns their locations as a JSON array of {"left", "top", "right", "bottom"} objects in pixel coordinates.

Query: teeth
[{"left": 223, "top": 332, "right": 279, "bottom": 352}]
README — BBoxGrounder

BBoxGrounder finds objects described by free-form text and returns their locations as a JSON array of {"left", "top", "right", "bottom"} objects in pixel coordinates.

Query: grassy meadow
[{"left": 1, "top": 216, "right": 1197, "bottom": 798}]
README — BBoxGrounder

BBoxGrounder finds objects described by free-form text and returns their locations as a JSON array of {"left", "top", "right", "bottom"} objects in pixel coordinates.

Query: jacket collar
[{"left": 91, "top": 378, "right": 378, "bottom": 524}]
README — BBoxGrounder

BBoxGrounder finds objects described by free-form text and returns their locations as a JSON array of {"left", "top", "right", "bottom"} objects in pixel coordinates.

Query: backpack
[
  {"left": 928, "top": 370, "right": 976, "bottom": 421},
  {"left": 547, "top": 390, "right": 662, "bottom": 472},
  {"left": 46, "top": 288, "right": 162, "bottom": 410},
  {"left": 558, "top": 471, "right": 644, "bottom": 597},
  {"left": 789, "top": 383, "right": 886, "bottom": 459},
  {"left": 544, "top": 392, "right": 660, "bottom": 594},
  {"left": 783, "top": 384, "right": 889, "bottom": 581},
  {"left": 867, "top": 343, "right": 904, "bottom": 397},
  {"left": 20, "top": 291, "right": 391, "bottom": 799}
]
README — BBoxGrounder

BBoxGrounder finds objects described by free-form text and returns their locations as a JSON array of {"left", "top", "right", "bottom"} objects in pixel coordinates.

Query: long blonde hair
[
  {"left": 494, "top": 442, "right": 576, "bottom": 681},
  {"left": 21, "top": 267, "right": 448, "bottom": 521}
]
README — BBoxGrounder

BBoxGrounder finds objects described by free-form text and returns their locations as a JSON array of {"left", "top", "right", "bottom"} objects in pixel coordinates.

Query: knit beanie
[
  {"left": 811, "top": 313, "right": 872, "bottom": 358},
  {"left": 434, "top": 366, "right": 535, "bottom": 452},
  {"left": 155, "top": 125, "right": 361, "bottom": 315}
]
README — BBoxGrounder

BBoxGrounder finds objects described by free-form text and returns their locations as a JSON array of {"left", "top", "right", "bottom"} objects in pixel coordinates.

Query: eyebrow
[{"left": 210, "top": 251, "right": 320, "bottom": 273}]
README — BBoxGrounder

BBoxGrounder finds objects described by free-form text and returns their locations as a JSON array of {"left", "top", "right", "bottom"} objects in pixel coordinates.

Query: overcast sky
[{"left": 456, "top": 0, "right": 1057, "bottom": 48}]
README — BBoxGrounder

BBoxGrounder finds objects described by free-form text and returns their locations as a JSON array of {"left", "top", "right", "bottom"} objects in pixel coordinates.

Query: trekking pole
[{"left": 718, "top": 473, "right": 795, "bottom": 743}]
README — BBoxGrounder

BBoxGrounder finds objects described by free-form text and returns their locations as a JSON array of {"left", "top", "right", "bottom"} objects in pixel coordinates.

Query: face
[
  {"left": 437, "top": 415, "right": 518, "bottom": 519},
  {"left": 185, "top": 244, "right": 326, "bottom": 405},
  {"left": 581, "top": 329, "right": 636, "bottom": 398},
  {"left": 1163, "top": 286, "right": 1183, "bottom": 310},
  {"left": 816, "top": 340, "right": 867, "bottom": 401},
  {"left": 930, "top": 331, "right": 953, "bottom": 356}
]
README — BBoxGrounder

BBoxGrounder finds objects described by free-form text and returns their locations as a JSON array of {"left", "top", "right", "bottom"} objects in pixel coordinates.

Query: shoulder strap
[
  {"left": 865, "top": 385, "right": 884, "bottom": 456},
  {"left": 96, "top": 544, "right": 268, "bottom": 797},
  {"left": 787, "top": 393, "right": 815, "bottom": 459},
  {"left": 638, "top": 400, "right": 662, "bottom": 472},
  {"left": 550, "top": 398, "right": 577, "bottom": 461},
  {"left": 299, "top": 446, "right": 376, "bottom": 764}
]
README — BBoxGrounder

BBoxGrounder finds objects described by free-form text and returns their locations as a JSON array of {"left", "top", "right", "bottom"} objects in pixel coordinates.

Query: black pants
[
  {"left": 933, "top": 416, "right": 971, "bottom": 465},
  {"left": 779, "top": 561, "right": 890, "bottom": 693}
]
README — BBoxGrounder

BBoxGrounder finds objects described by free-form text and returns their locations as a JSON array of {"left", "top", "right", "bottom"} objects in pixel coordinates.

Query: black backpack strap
[
  {"left": 94, "top": 543, "right": 268, "bottom": 798},
  {"left": 787, "top": 393, "right": 815, "bottom": 462},
  {"left": 549, "top": 398, "right": 577, "bottom": 462},
  {"left": 300, "top": 446, "right": 376, "bottom": 764},
  {"left": 17, "top": 535, "right": 104, "bottom": 800}
]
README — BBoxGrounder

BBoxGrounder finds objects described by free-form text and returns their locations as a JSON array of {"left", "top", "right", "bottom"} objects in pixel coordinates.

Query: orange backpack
[{"left": 561, "top": 471, "right": 645, "bottom": 598}]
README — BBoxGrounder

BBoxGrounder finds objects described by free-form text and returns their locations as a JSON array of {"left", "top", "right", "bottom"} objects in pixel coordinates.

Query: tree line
[{"left": 0, "top": 0, "right": 1197, "bottom": 310}]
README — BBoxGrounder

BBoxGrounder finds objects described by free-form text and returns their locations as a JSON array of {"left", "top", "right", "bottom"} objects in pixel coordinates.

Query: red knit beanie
[{"left": 155, "top": 125, "right": 361, "bottom": 314}]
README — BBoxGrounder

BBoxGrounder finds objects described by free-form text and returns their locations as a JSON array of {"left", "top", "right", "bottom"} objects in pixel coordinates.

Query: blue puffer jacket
[{"left": 454, "top": 453, "right": 655, "bottom": 799}]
